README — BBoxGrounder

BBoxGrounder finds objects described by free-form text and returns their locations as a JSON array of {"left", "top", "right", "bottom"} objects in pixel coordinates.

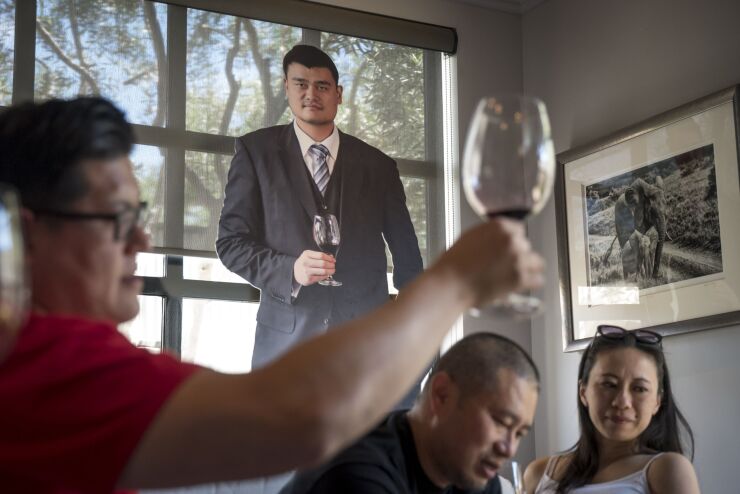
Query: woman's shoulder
[
  {"left": 524, "top": 456, "right": 550, "bottom": 479},
  {"left": 648, "top": 452, "right": 695, "bottom": 475},
  {"left": 524, "top": 454, "right": 571, "bottom": 492},
  {"left": 646, "top": 452, "right": 700, "bottom": 494},
  {"left": 523, "top": 456, "right": 551, "bottom": 493}
]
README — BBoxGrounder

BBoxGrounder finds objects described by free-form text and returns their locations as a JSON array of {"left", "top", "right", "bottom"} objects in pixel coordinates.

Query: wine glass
[
  {"left": 313, "top": 212, "right": 342, "bottom": 287},
  {"left": 462, "top": 94, "right": 555, "bottom": 316},
  {"left": 0, "top": 184, "right": 29, "bottom": 362},
  {"left": 500, "top": 460, "right": 525, "bottom": 494}
]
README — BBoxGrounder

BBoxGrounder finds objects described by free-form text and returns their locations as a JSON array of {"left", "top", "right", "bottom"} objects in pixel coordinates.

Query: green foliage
[
  {"left": 322, "top": 34, "right": 425, "bottom": 161},
  {"left": 400, "top": 176, "right": 428, "bottom": 265},
  {"left": 185, "top": 13, "right": 299, "bottom": 135},
  {"left": 321, "top": 34, "right": 429, "bottom": 258},
  {"left": 28, "top": 0, "right": 432, "bottom": 255},
  {"left": 0, "top": 0, "right": 13, "bottom": 104},
  {"left": 35, "top": 0, "right": 165, "bottom": 122}
]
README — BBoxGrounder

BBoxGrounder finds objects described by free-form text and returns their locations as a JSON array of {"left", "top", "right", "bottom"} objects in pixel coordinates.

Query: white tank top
[{"left": 534, "top": 453, "right": 664, "bottom": 493}]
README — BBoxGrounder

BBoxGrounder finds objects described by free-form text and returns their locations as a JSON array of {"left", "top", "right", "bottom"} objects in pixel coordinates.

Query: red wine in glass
[
  {"left": 488, "top": 209, "right": 530, "bottom": 221},
  {"left": 313, "top": 213, "right": 342, "bottom": 287},
  {"left": 462, "top": 94, "right": 555, "bottom": 316},
  {"left": 319, "top": 243, "right": 339, "bottom": 258}
]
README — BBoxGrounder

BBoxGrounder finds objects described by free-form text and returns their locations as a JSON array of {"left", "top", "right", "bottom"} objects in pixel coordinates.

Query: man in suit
[
  {"left": 279, "top": 332, "right": 538, "bottom": 494},
  {"left": 217, "top": 44, "right": 423, "bottom": 372}
]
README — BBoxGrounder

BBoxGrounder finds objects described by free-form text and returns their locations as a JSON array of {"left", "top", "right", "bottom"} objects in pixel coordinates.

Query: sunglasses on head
[{"left": 596, "top": 325, "right": 662, "bottom": 345}]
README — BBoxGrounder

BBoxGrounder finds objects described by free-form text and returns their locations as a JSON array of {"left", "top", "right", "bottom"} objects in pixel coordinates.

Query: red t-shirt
[{"left": 0, "top": 313, "right": 201, "bottom": 493}]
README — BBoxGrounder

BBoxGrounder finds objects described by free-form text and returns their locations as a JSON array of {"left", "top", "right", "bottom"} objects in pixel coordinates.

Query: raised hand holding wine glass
[
  {"left": 462, "top": 94, "right": 555, "bottom": 316},
  {"left": 313, "top": 211, "right": 342, "bottom": 287}
]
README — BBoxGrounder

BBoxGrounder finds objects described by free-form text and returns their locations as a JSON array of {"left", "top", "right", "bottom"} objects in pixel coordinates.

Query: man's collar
[{"left": 293, "top": 120, "right": 340, "bottom": 159}]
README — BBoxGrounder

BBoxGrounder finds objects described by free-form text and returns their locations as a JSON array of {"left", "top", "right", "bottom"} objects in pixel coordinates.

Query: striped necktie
[{"left": 309, "top": 144, "right": 330, "bottom": 196}]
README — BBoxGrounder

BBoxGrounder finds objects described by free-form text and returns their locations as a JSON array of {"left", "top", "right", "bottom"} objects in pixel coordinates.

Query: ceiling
[{"left": 447, "top": 0, "right": 547, "bottom": 14}]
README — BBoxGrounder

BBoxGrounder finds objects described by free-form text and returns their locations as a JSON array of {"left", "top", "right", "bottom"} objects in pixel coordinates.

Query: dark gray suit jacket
[{"left": 217, "top": 124, "right": 423, "bottom": 369}]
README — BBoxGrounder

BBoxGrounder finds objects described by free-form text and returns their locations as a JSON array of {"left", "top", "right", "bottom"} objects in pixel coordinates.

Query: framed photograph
[{"left": 555, "top": 85, "right": 740, "bottom": 351}]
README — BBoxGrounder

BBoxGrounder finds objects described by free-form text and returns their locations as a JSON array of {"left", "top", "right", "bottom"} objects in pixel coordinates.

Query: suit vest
[{"left": 304, "top": 156, "right": 343, "bottom": 221}]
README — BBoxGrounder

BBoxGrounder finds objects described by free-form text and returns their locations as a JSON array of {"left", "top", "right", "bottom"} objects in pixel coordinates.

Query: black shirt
[{"left": 280, "top": 411, "right": 503, "bottom": 494}]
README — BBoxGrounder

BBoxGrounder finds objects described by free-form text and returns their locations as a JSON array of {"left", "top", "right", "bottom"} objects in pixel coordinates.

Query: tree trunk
[{"left": 143, "top": 1, "right": 166, "bottom": 127}]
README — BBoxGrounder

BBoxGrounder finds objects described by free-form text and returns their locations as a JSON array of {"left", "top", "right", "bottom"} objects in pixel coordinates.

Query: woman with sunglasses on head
[{"left": 524, "top": 325, "right": 700, "bottom": 493}]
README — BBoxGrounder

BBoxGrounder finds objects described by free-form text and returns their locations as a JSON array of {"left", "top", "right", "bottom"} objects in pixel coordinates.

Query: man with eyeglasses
[
  {"left": 31, "top": 201, "right": 149, "bottom": 243},
  {"left": 0, "top": 97, "right": 544, "bottom": 493}
]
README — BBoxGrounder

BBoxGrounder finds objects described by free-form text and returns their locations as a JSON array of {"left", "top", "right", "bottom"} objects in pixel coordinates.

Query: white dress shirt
[{"left": 293, "top": 119, "right": 340, "bottom": 175}]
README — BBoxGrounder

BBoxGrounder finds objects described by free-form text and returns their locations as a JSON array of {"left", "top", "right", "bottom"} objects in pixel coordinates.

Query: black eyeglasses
[
  {"left": 33, "top": 201, "right": 149, "bottom": 242},
  {"left": 596, "top": 324, "right": 662, "bottom": 345}
]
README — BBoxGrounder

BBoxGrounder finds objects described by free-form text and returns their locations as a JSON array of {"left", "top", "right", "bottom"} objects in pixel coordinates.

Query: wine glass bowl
[
  {"left": 313, "top": 212, "right": 342, "bottom": 287},
  {"left": 462, "top": 94, "right": 555, "bottom": 316},
  {"left": 0, "top": 184, "right": 29, "bottom": 361},
  {"left": 500, "top": 460, "right": 524, "bottom": 494},
  {"left": 463, "top": 95, "right": 555, "bottom": 220}
]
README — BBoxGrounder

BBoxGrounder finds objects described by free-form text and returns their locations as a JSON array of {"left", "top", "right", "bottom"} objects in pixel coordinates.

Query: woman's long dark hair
[{"left": 555, "top": 333, "right": 694, "bottom": 493}]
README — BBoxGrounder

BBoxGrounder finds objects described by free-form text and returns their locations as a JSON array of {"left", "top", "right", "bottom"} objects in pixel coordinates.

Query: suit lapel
[
  {"left": 278, "top": 125, "right": 318, "bottom": 221},
  {"left": 335, "top": 131, "right": 363, "bottom": 236}
]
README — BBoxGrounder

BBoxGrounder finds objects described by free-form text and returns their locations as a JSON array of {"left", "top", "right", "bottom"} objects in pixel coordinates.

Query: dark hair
[
  {"left": 555, "top": 331, "right": 694, "bottom": 493},
  {"left": 282, "top": 44, "right": 339, "bottom": 85},
  {"left": 424, "top": 332, "right": 540, "bottom": 400},
  {"left": 0, "top": 96, "right": 133, "bottom": 211}
]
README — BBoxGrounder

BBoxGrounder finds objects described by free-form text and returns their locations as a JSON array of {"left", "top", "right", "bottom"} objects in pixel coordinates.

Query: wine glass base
[
  {"left": 470, "top": 293, "right": 542, "bottom": 318},
  {"left": 319, "top": 278, "right": 342, "bottom": 287}
]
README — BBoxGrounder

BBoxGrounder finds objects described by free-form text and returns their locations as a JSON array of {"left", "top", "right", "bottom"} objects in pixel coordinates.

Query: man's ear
[
  {"left": 336, "top": 84, "right": 343, "bottom": 104},
  {"left": 429, "top": 371, "right": 455, "bottom": 416}
]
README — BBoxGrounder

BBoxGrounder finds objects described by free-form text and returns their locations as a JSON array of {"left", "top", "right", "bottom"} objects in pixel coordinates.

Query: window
[
  {"left": 119, "top": 295, "right": 163, "bottom": 352},
  {"left": 0, "top": 0, "right": 13, "bottom": 105},
  {"left": 131, "top": 145, "right": 167, "bottom": 246},
  {"left": 180, "top": 299, "right": 257, "bottom": 373},
  {"left": 35, "top": 0, "right": 167, "bottom": 126},
  {"left": 185, "top": 12, "right": 299, "bottom": 136},
  {"left": 2, "top": 0, "right": 450, "bottom": 364}
]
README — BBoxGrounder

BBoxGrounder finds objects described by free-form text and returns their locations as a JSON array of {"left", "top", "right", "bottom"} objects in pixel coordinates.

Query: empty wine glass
[
  {"left": 313, "top": 212, "right": 342, "bottom": 287},
  {"left": 462, "top": 94, "right": 555, "bottom": 316},
  {"left": 500, "top": 460, "right": 525, "bottom": 494},
  {"left": 511, "top": 460, "right": 524, "bottom": 494},
  {"left": 0, "top": 184, "right": 29, "bottom": 361}
]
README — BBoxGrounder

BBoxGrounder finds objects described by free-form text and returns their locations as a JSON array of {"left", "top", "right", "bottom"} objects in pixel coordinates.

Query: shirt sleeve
[{"left": 0, "top": 315, "right": 201, "bottom": 493}]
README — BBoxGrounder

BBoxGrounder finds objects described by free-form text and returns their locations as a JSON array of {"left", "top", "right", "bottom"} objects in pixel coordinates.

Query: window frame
[{"left": 5, "top": 0, "right": 446, "bottom": 356}]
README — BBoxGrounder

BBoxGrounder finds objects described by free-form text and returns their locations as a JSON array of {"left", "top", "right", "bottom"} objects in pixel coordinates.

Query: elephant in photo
[
  {"left": 619, "top": 228, "right": 657, "bottom": 281},
  {"left": 613, "top": 176, "right": 667, "bottom": 279}
]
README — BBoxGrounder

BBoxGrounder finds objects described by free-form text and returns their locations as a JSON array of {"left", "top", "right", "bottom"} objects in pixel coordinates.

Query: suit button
[{"left": 323, "top": 318, "right": 329, "bottom": 325}]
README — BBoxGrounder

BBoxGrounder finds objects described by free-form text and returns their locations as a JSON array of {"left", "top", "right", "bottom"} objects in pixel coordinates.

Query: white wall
[{"left": 524, "top": 1, "right": 740, "bottom": 492}]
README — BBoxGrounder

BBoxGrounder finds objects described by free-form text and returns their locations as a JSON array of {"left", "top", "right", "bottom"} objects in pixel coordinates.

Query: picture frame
[{"left": 555, "top": 85, "right": 740, "bottom": 351}]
